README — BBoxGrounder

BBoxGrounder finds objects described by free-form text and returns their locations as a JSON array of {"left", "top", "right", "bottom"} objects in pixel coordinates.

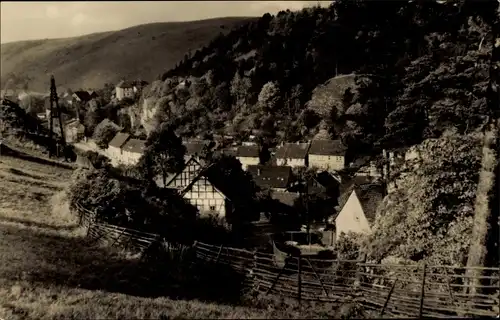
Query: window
[{"left": 209, "top": 205, "right": 216, "bottom": 211}]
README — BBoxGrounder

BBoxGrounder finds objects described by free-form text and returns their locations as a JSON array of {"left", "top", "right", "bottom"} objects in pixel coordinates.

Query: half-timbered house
[
  {"left": 162, "top": 156, "right": 204, "bottom": 189},
  {"left": 163, "top": 157, "right": 232, "bottom": 219}
]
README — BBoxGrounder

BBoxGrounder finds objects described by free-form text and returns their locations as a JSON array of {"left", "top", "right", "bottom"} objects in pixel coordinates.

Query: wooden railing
[{"left": 74, "top": 203, "right": 500, "bottom": 318}]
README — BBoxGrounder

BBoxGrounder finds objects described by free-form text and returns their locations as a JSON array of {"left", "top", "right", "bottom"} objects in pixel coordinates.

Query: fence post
[
  {"left": 380, "top": 278, "right": 398, "bottom": 318},
  {"left": 215, "top": 244, "right": 224, "bottom": 264},
  {"left": 297, "top": 255, "right": 302, "bottom": 304},
  {"left": 419, "top": 264, "right": 427, "bottom": 319}
]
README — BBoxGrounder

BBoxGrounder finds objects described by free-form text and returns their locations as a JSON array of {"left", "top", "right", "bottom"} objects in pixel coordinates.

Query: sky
[{"left": 1, "top": 1, "right": 332, "bottom": 44}]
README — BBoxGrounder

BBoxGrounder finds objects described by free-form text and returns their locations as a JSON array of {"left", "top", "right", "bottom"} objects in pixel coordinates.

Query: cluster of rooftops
[{"left": 109, "top": 132, "right": 347, "bottom": 158}]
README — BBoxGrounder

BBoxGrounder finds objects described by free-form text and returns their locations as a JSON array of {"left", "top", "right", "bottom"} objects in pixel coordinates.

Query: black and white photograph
[{"left": 0, "top": 0, "right": 499, "bottom": 318}]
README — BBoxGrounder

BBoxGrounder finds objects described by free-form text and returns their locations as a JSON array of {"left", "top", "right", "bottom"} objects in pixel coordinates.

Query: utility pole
[
  {"left": 48, "top": 75, "right": 66, "bottom": 158},
  {"left": 48, "top": 79, "right": 53, "bottom": 158}
]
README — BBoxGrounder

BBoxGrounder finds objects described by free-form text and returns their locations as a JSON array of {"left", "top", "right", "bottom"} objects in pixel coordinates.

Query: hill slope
[
  {"left": 143, "top": 0, "right": 498, "bottom": 156},
  {"left": 0, "top": 17, "right": 255, "bottom": 92}
]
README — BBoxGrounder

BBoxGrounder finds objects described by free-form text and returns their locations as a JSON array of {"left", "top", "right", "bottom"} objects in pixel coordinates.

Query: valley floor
[{"left": 0, "top": 155, "right": 341, "bottom": 319}]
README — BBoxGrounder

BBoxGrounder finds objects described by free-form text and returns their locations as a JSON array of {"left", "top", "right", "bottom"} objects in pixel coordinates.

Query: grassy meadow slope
[
  {"left": 0, "top": 17, "right": 255, "bottom": 92},
  {"left": 0, "top": 155, "right": 355, "bottom": 319}
]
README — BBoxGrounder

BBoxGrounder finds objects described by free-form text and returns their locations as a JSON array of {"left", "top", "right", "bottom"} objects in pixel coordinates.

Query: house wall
[
  {"left": 168, "top": 161, "right": 202, "bottom": 189},
  {"left": 237, "top": 156, "right": 260, "bottom": 170},
  {"left": 121, "top": 151, "right": 142, "bottom": 166},
  {"left": 309, "top": 154, "right": 345, "bottom": 171},
  {"left": 65, "top": 125, "right": 84, "bottom": 143},
  {"left": 335, "top": 191, "right": 372, "bottom": 240},
  {"left": 183, "top": 177, "right": 227, "bottom": 218},
  {"left": 272, "top": 187, "right": 288, "bottom": 193},
  {"left": 115, "top": 87, "right": 125, "bottom": 100},
  {"left": 65, "top": 128, "right": 76, "bottom": 143},
  {"left": 107, "top": 145, "right": 123, "bottom": 164},
  {"left": 115, "top": 87, "right": 135, "bottom": 100},
  {"left": 355, "top": 163, "right": 381, "bottom": 178},
  {"left": 124, "top": 88, "right": 135, "bottom": 99},
  {"left": 276, "top": 158, "right": 306, "bottom": 168}
]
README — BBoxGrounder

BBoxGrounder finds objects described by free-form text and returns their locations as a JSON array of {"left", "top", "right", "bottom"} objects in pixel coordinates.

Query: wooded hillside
[{"left": 147, "top": 0, "right": 498, "bottom": 162}]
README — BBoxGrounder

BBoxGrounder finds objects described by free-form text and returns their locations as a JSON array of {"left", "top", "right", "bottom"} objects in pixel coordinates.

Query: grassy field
[
  {"left": 0, "top": 17, "right": 255, "bottom": 92},
  {"left": 0, "top": 155, "right": 363, "bottom": 319}
]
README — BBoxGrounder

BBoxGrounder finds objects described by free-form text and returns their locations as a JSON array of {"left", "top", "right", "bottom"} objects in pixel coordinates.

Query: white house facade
[
  {"left": 309, "top": 140, "right": 346, "bottom": 172},
  {"left": 335, "top": 191, "right": 372, "bottom": 240}
]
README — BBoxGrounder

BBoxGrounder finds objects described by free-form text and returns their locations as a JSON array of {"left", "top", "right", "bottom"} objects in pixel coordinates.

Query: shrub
[{"left": 92, "top": 119, "right": 120, "bottom": 149}]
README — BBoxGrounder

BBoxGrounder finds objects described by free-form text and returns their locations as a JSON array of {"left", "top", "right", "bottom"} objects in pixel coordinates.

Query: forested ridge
[{"left": 146, "top": 0, "right": 498, "bottom": 161}]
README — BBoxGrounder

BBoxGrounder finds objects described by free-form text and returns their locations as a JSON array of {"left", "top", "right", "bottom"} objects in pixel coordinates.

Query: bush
[{"left": 92, "top": 119, "right": 120, "bottom": 149}]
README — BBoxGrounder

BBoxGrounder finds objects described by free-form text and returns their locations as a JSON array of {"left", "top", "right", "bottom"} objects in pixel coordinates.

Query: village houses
[
  {"left": 120, "top": 138, "right": 146, "bottom": 166},
  {"left": 236, "top": 145, "right": 260, "bottom": 170},
  {"left": 64, "top": 118, "right": 85, "bottom": 143},
  {"left": 275, "top": 142, "right": 311, "bottom": 168},
  {"left": 115, "top": 80, "right": 149, "bottom": 101},
  {"left": 107, "top": 132, "right": 131, "bottom": 164},
  {"left": 308, "top": 139, "right": 346, "bottom": 172}
]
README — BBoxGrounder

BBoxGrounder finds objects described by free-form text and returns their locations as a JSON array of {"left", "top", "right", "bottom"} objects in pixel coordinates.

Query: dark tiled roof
[
  {"left": 275, "top": 142, "right": 311, "bottom": 159},
  {"left": 271, "top": 191, "right": 300, "bottom": 207},
  {"left": 315, "top": 171, "right": 340, "bottom": 189},
  {"left": 65, "top": 119, "right": 85, "bottom": 129},
  {"left": 309, "top": 139, "right": 346, "bottom": 156},
  {"left": 183, "top": 140, "right": 211, "bottom": 156},
  {"left": 116, "top": 80, "right": 149, "bottom": 89},
  {"left": 337, "top": 176, "right": 371, "bottom": 209},
  {"left": 213, "top": 147, "right": 238, "bottom": 158},
  {"left": 350, "top": 156, "right": 372, "bottom": 168},
  {"left": 73, "top": 91, "right": 92, "bottom": 102},
  {"left": 337, "top": 175, "right": 384, "bottom": 223},
  {"left": 180, "top": 161, "right": 231, "bottom": 201},
  {"left": 116, "top": 80, "right": 135, "bottom": 88},
  {"left": 122, "top": 138, "right": 146, "bottom": 154},
  {"left": 354, "top": 184, "right": 385, "bottom": 223},
  {"left": 108, "top": 132, "right": 131, "bottom": 148},
  {"left": 247, "top": 165, "right": 292, "bottom": 189},
  {"left": 237, "top": 145, "right": 260, "bottom": 157}
]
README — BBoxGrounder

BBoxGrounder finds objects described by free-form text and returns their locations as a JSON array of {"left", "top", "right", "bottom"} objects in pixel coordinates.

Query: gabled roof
[
  {"left": 352, "top": 184, "right": 385, "bottom": 223},
  {"left": 337, "top": 177, "right": 384, "bottom": 223},
  {"left": 309, "top": 139, "right": 346, "bottom": 156},
  {"left": 116, "top": 80, "right": 149, "bottom": 89},
  {"left": 179, "top": 161, "right": 230, "bottom": 201},
  {"left": 183, "top": 140, "right": 212, "bottom": 156},
  {"left": 236, "top": 145, "right": 260, "bottom": 158},
  {"left": 65, "top": 118, "right": 85, "bottom": 129},
  {"left": 72, "top": 91, "right": 92, "bottom": 102},
  {"left": 122, "top": 138, "right": 146, "bottom": 154},
  {"left": 308, "top": 171, "right": 340, "bottom": 195},
  {"left": 275, "top": 142, "right": 311, "bottom": 159},
  {"left": 247, "top": 165, "right": 292, "bottom": 189},
  {"left": 165, "top": 156, "right": 203, "bottom": 188},
  {"left": 116, "top": 80, "right": 135, "bottom": 89},
  {"left": 213, "top": 147, "right": 238, "bottom": 158},
  {"left": 271, "top": 191, "right": 300, "bottom": 207},
  {"left": 108, "top": 132, "right": 131, "bottom": 148}
]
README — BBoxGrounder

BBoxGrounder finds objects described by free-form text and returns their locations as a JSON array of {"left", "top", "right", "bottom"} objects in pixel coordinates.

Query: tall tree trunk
[{"left": 464, "top": 7, "right": 500, "bottom": 297}]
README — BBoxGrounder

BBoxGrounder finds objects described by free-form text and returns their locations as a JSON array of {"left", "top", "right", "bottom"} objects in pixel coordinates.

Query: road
[{"left": 73, "top": 140, "right": 118, "bottom": 166}]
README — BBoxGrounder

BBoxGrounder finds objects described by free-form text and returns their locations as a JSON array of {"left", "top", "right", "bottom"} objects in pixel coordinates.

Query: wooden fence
[{"left": 74, "top": 203, "right": 500, "bottom": 318}]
